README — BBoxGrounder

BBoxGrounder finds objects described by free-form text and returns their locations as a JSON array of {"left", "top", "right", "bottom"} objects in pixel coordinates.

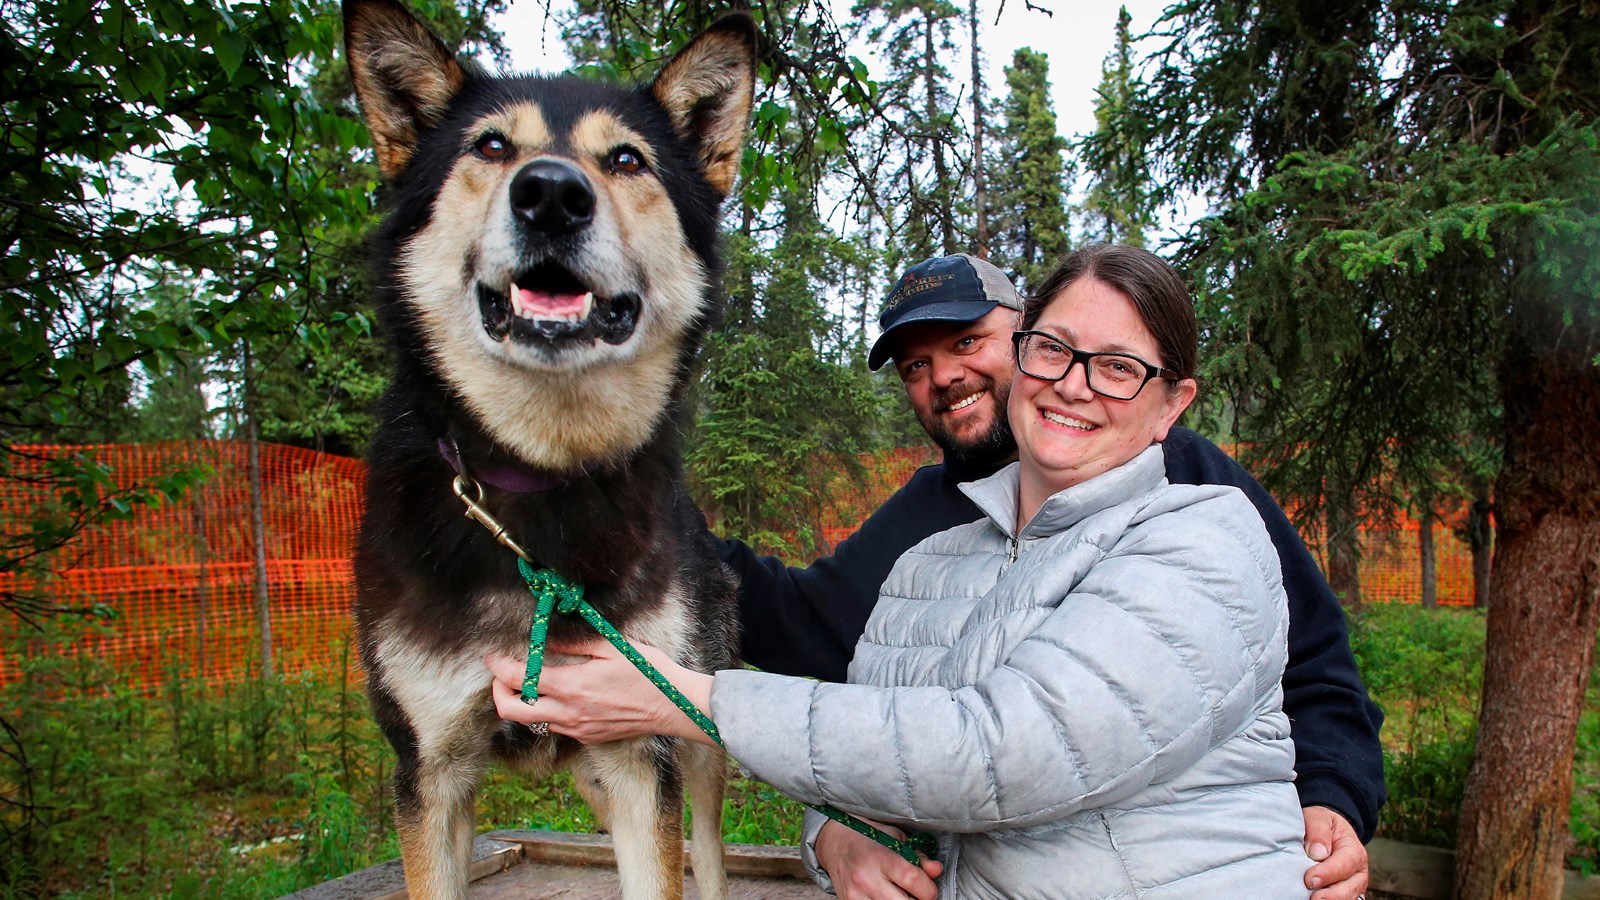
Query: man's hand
[
  {"left": 1303, "top": 806, "right": 1369, "bottom": 900},
  {"left": 815, "top": 819, "right": 942, "bottom": 900}
]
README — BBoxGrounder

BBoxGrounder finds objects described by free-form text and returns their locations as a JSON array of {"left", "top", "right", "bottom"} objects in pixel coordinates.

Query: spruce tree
[
  {"left": 1079, "top": 7, "right": 1154, "bottom": 247},
  {"left": 850, "top": 0, "right": 969, "bottom": 268},
  {"left": 986, "top": 47, "right": 1071, "bottom": 292},
  {"left": 689, "top": 191, "right": 882, "bottom": 558},
  {"left": 1132, "top": 1, "right": 1600, "bottom": 890}
]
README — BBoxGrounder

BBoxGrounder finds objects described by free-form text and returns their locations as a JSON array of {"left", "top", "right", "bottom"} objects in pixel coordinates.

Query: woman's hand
[
  {"left": 815, "top": 819, "right": 942, "bottom": 900},
  {"left": 485, "top": 639, "right": 718, "bottom": 746}
]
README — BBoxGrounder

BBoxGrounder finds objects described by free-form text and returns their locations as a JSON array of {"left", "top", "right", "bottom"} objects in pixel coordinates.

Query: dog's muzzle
[{"left": 477, "top": 280, "right": 640, "bottom": 347}]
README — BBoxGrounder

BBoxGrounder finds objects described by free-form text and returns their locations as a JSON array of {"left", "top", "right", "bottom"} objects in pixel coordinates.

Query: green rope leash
[
  {"left": 519, "top": 558, "right": 719, "bottom": 740},
  {"left": 515, "top": 557, "right": 938, "bottom": 867},
  {"left": 808, "top": 802, "right": 939, "bottom": 864}
]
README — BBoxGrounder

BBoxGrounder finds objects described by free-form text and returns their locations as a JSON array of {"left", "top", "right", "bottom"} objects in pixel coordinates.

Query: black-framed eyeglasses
[{"left": 1011, "top": 330, "right": 1175, "bottom": 401}]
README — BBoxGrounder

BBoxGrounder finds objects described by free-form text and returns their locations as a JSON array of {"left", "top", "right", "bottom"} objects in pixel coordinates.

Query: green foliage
[
  {"left": 560, "top": 0, "right": 881, "bottom": 217},
  {"left": 688, "top": 204, "right": 886, "bottom": 559},
  {"left": 1349, "top": 603, "right": 1485, "bottom": 847},
  {"left": 3, "top": 0, "right": 376, "bottom": 418},
  {"left": 1140, "top": 0, "right": 1390, "bottom": 205},
  {"left": 2, "top": 0, "right": 513, "bottom": 584},
  {"left": 1078, "top": 7, "right": 1154, "bottom": 248},
  {"left": 0, "top": 615, "right": 383, "bottom": 896},
  {"left": 721, "top": 779, "right": 805, "bottom": 845},
  {"left": 1381, "top": 727, "right": 1479, "bottom": 850},
  {"left": 849, "top": 0, "right": 970, "bottom": 264},
  {"left": 987, "top": 47, "right": 1072, "bottom": 292},
  {"left": 1350, "top": 604, "right": 1600, "bottom": 873},
  {"left": 1126, "top": 1, "right": 1600, "bottom": 617},
  {"left": 1572, "top": 666, "right": 1600, "bottom": 875},
  {"left": 0, "top": 0, "right": 375, "bottom": 616}
]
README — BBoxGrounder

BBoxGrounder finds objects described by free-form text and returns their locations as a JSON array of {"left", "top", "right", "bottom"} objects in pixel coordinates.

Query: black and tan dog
[{"left": 343, "top": 1, "right": 755, "bottom": 896}]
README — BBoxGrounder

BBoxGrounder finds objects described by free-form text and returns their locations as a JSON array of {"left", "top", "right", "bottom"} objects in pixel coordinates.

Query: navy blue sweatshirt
[{"left": 721, "top": 426, "right": 1386, "bottom": 841}]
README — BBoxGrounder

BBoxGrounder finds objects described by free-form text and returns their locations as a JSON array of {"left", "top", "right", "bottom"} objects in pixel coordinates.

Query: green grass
[
  {"left": 0, "top": 618, "right": 802, "bottom": 898},
  {"left": 1348, "top": 602, "right": 1485, "bottom": 849}
]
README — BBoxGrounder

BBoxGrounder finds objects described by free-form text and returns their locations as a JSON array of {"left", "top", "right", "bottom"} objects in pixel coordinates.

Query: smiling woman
[
  {"left": 489, "top": 246, "right": 1319, "bottom": 898},
  {"left": 1008, "top": 243, "right": 1199, "bottom": 528}
]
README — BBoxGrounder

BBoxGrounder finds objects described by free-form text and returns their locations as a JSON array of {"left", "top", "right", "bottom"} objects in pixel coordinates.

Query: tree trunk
[
  {"left": 1469, "top": 477, "right": 1494, "bottom": 609},
  {"left": 192, "top": 444, "right": 210, "bottom": 679},
  {"left": 922, "top": 14, "right": 954, "bottom": 255},
  {"left": 1454, "top": 314, "right": 1600, "bottom": 899},
  {"left": 1419, "top": 504, "right": 1437, "bottom": 608},
  {"left": 968, "top": 0, "right": 988, "bottom": 259},
  {"left": 1326, "top": 498, "right": 1363, "bottom": 607},
  {"left": 245, "top": 346, "right": 275, "bottom": 681}
]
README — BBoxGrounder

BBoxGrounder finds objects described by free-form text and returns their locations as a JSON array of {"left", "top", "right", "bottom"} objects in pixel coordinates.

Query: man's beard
[{"left": 924, "top": 381, "right": 1019, "bottom": 470}]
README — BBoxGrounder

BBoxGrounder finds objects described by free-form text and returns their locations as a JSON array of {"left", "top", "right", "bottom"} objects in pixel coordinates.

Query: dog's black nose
[{"left": 510, "top": 159, "right": 595, "bottom": 234}]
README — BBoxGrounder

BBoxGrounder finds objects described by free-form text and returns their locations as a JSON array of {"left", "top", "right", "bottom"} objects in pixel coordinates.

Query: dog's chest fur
[{"left": 355, "top": 429, "right": 721, "bottom": 665}]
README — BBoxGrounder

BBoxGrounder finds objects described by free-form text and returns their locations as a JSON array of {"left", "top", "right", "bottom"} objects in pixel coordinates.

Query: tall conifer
[
  {"left": 1131, "top": 2, "right": 1600, "bottom": 889},
  {"left": 986, "top": 48, "right": 1071, "bottom": 292},
  {"left": 1079, "top": 7, "right": 1154, "bottom": 247}
]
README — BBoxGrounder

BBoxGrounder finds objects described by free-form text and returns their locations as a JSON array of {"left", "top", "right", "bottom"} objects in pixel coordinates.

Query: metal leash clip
[{"left": 451, "top": 474, "right": 531, "bottom": 560}]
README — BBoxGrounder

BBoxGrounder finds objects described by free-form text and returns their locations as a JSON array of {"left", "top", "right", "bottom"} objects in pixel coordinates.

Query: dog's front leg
[
  {"left": 395, "top": 779, "right": 474, "bottom": 897},
  {"left": 370, "top": 650, "right": 496, "bottom": 900},
  {"left": 575, "top": 737, "right": 686, "bottom": 900}
]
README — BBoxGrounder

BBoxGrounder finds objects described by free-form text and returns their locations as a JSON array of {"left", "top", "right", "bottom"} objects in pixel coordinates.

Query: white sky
[{"left": 491, "top": 0, "right": 1172, "bottom": 146}]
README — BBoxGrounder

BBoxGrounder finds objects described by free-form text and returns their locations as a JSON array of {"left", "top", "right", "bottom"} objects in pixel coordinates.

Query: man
[{"left": 721, "top": 254, "right": 1384, "bottom": 900}]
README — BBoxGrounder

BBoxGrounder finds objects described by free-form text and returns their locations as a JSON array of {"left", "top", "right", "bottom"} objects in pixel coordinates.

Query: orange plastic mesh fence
[
  {"left": 0, "top": 442, "right": 363, "bottom": 690},
  {"left": 0, "top": 441, "right": 1480, "bottom": 690},
  {"left": 1340, "top": 514, "right": 1479, "bottom": 606}
]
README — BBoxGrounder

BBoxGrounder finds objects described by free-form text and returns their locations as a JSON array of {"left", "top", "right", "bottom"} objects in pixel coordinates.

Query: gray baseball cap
[{"left": 867, "top": 254, "right": 1025, "bottom": 370}]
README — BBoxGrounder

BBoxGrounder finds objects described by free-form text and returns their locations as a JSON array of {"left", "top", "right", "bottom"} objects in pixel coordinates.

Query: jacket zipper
[{"left": 1006, "top": 534, "right": 1020, "bottom": 566}]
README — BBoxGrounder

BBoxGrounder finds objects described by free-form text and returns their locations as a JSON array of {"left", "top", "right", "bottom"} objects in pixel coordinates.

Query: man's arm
[
  {"left": 1162, "top": 426, "right": 1387, "bottom": 841},
  {"left": 722, "top": 464, "right": 984, "bottom": 682}
]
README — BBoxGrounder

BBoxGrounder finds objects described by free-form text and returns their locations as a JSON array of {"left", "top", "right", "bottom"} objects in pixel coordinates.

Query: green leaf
[{"left": 215, "top": 31, "right": 247, "bottom": 80}]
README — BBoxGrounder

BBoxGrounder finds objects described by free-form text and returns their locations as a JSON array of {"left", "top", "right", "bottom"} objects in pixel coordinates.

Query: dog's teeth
[{"left": 511, "top": 287, "right": 595, "bottom": 324}]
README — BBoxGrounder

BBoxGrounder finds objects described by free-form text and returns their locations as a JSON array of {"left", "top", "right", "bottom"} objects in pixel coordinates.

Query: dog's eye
[
  {"left": 474, "top": 133, "right": 512, "bottom": 161},
  {"left": 609, "top": 146, "right": 648, "bottom": 175}
]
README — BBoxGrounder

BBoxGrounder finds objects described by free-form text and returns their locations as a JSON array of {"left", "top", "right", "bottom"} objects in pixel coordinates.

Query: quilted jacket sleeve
[{"left": 710, "top": 486, "right": 1290, "bottom": 834}]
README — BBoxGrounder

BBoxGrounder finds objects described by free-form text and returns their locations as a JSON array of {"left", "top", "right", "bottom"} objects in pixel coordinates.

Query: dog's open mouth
[{"left": 478, "top": 263, "right": 640, "bottom": 347}]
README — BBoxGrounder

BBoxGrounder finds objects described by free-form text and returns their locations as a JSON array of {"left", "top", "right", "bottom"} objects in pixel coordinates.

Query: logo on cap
[{"left": 883, "top": 272, "right": 956, "bottom": 315}]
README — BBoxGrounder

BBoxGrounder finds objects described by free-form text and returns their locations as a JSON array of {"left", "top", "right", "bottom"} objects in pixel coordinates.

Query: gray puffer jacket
[{"left": 712, "top": 445, "right": 1310, "bottom": 899}]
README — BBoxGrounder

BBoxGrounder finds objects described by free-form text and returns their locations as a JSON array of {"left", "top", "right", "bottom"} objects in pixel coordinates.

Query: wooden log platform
[
  {"left": 285, "top": 830, "right": 1600, "bottom": 899},
  {"left": 282, "top": 829, "right": 820, "bottom": 899}
]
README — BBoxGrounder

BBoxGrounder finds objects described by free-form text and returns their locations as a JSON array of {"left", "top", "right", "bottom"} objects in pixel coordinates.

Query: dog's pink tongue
[{"left": 514, "top": 287, "right": 591, "bottom": 319}]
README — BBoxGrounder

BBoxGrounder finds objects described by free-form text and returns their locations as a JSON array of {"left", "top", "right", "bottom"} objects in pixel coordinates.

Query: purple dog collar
[{"left": 437, "top": 437, "right": 579, "bottom": 494}]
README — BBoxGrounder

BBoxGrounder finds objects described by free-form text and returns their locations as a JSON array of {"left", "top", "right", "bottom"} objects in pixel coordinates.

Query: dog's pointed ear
[
  {"left": 344, "top": 0, "right": 466, "bottom": 178},
  {"left": 651, "top": 14, "right": 759, "bottom": 198}
]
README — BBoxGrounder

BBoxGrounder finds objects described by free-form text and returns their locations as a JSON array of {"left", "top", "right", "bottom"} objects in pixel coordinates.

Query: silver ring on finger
[{"left": 527, "top": 722, "right": 549, "bottom": 737}]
